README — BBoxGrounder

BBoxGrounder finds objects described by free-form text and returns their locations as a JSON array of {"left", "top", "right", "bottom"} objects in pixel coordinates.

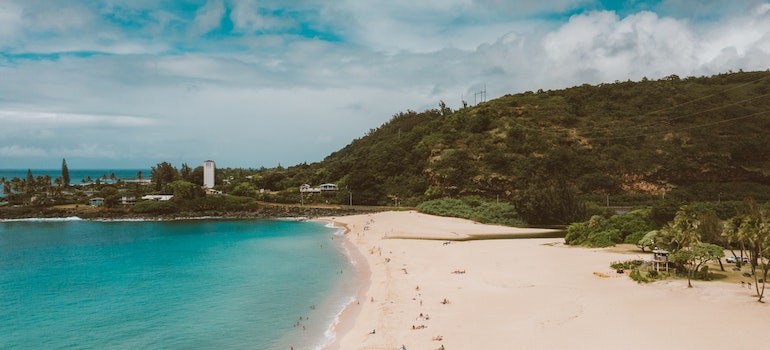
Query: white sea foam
[
  {"left": 1, "top": 216, "right": 83, "bottom": 222},
  {"left": 91, "top": 216, "right": 224, "bottom": 222},
  {"left": 318, "top": 295, "right": 358, "bottom": 350}
]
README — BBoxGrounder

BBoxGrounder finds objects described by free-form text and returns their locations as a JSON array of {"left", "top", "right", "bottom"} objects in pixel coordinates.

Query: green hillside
[{"left": 245, "top": 71, "right": 770, "bottom": 222}]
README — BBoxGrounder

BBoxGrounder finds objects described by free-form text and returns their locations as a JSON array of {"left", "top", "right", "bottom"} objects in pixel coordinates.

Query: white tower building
[{"left": 203, "top": 160, "right": 215, "bottom": 189}]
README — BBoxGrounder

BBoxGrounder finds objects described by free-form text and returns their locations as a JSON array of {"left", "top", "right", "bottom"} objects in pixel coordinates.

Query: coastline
[
  {"left": 317, "top": 220, "right": 371, "bottom": 350},
  {"left": 0, "top": 204, "right": 373, "bottom": 221},
  {"left": 322, "top": 210, "right": 770, "bottom": 350}
]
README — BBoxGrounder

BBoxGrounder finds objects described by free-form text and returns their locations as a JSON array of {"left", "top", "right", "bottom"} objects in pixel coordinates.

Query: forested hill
[
  {"left": 265, "top": 71, "right": 770, "bottom": 215},
  {"left": 310, "top": 72, "right": 770, "bottom": 204}
]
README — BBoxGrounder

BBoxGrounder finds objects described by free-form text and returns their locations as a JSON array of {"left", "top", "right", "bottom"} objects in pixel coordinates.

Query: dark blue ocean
[{"left": 0, "top": 218, "right": 358, "bottom": 350}]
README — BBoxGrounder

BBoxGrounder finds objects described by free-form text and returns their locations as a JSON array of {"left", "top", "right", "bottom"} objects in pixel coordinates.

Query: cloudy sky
[{"left": 1, "top": 0, "right": 769, "bottom": 169}]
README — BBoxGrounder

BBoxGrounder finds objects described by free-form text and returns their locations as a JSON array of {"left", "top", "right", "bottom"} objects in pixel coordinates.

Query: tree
[
  {"left": 515, "top": 179, "right": 585, "bottom": 225},
  {"left": 724, "top": 199, "right": 770, "bottom": 302},
  {"left": 53, "top": 176, "right": 63, "bottom": 199},
  {"left": 231, "top": 182, "right": 257, "bottom": 197},
  {"left": 637, "top": 230, "right": 660, "bottom": 252},
  {"left": 1, "top": 177, "right": 10, "bottom": 196},
  {"left": 151, "top": 162, "right": 179, "bottom": 192},
  {"left": 189, "top": 166, "right": 204, "bottom": 186},
  {"left": 26, "top": 169, "right": 34, "bottom": 193},
  {"left": 657, "top": 206, "right": 701, "bottom": 253},
  {"left": 180, "top": 163, "right": 193, "bottom": 182},
  {"left": 670, "top": 242, "right": 725, "bottom": 288},
  {"left": 61, "top": 158, "right": 70, "bottom": 186},
  {"left": 167, "top": 180, "right": 205, "bottom": 201},
  {"left": 699, "top": 209, "right": 727, "bottom": 271}
]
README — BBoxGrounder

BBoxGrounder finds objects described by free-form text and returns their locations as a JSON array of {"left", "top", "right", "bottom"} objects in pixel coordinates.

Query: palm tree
[
  {"left": 0, "top": 177, "right": 9, "bottom": 197},
  {"left": 659, "top": 206, "right": 701, "bottom": 253}
]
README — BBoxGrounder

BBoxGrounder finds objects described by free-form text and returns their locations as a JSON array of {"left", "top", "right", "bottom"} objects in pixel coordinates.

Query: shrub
[
  {"left": 624, "top": 230, "right": 647, "bottom": 245},
  {"left": 610, "top": 260, "right": 644, "bottom": 270},
  {"left": 565, "top": 210, "right": 655, "bottom": 247},
  {"left": 564, "top": 222, "right": 590, "bottom": 245},
  {"left": 179, "top": 195, "right": 256, "bottom": 211},
  {"left": 630, "top": 269, "right": 650, "bottom": 283},
  {"left": 417, "top": 197, "right": 525, "bottom": 226},
  {"left": 585, "top": 228, "right": 621, "bottom": 247},
  {"left": 610, "top": 261, "right": 630, "bottom": 270}
]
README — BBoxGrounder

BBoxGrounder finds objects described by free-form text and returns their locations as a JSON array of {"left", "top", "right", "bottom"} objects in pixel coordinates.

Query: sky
[{"left": 0, "top": 0, "right": 768, "bottom": 170}]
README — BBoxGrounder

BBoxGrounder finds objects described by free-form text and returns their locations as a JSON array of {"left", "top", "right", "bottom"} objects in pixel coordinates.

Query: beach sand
[{"left": 323, "top": 211, "right": 769, "bottom": 350}]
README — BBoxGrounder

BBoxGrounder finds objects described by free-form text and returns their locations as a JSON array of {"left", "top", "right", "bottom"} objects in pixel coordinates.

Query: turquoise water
[{"left": 0, "top": 219, "right": 357, "bottom": 350}]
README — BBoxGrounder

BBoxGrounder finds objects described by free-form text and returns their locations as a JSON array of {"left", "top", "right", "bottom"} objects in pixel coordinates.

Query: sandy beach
[{"left": 323, "top": 211, "right": 770, "bottom": 350}]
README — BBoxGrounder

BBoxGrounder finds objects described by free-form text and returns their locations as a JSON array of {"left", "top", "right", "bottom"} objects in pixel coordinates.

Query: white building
[
  {"left": 141, "top": 194, "right": 174, "bottom": 201},
  {"left": 204, "top": 160, "right": 215, "bottom": 189},
  {"left": 299, "top": 183, "right": 338, "bottom": 193}
]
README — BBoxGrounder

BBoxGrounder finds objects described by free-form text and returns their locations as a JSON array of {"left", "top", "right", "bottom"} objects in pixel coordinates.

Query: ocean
[
  {"left": 0, "top": 218, "right": 358, "bottom": 350},
  {"left": 0, "top": 169, "right": 150, "bottom": 197},
  {"left": 0, "top": 169, "right": 150, "bottom": 184}
]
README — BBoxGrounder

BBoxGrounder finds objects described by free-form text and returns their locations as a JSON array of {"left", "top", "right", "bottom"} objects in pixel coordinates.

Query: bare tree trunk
[{"left": 759, "top": 264, "right": 769, "bottom": 303}]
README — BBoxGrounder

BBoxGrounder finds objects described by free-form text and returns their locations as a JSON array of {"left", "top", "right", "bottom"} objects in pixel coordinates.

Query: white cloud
[
  {"left": 0, "top": 111, "right": 157, "bottom": 128},
  {"left": 0, "top": 1, "right": 23, "bottom": 43},
  {"left": 193, "top": 0, "right": 226, "bottom": 36},
  {"left": 0, "top": 145, "right": 47, "bottom": 158},
  {"left": 53, "top": 144, "right": 118, "bottom": 159},
  {"left": 20, "top": 3, "right": 92, "bottom": 33},
  {"left": 0, "top": 144, "right": 118, "bottom": 159},
  {"left": 658, "top": 0, "right": 767, "bottom": 18},
  {"left": 541, "top": 11, "right": 699, "bottom": 84},
  {"left": 229, "top": 0, "right": 292, "bottom": 33},
  {"left": 472, "top": 0, "right": 594, "bottom": 15}
]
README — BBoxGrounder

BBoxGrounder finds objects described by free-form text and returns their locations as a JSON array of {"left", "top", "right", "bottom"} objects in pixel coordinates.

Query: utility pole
[{"left": 473, "top": 84, "right": 487, "bottom": 105}]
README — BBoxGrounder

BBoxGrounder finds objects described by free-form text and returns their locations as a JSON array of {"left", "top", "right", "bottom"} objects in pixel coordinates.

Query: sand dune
[{"left": 324, "top": 211, "right": 769, "bottom": 350}]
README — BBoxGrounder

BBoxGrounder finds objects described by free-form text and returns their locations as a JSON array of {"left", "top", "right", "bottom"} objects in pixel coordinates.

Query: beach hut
[{"left": 652, "top": 249, "right": 669, "bottom": 272}]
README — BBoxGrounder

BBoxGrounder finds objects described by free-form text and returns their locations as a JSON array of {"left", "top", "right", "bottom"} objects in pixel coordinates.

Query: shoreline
[
  {"left": 0, "top": 204, "right": 374, "bottom": 222},
  {"left": 321, "top": 210, "right": 770, "bottom": 350},
  {"left": 318, "top": 220, "right": 371, "bottom": 350}
]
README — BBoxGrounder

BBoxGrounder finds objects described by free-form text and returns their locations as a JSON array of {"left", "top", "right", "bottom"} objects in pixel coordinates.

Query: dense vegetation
[{"left": 416, "top": 197, "right": 525, "bottom": 227}]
